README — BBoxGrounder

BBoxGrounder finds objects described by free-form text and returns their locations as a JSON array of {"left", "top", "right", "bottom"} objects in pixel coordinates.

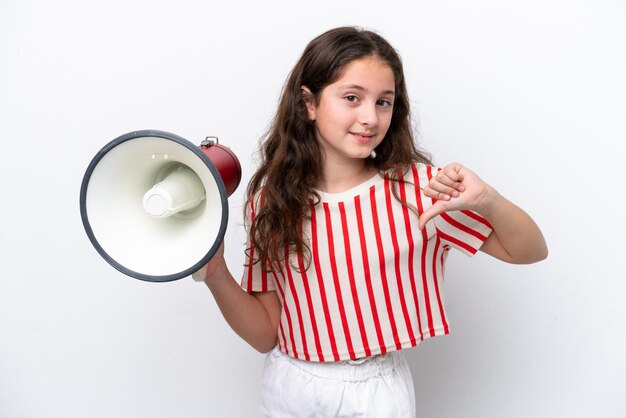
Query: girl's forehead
[{"left": 330, "top": 57, "right": 395, "bottom": 91}]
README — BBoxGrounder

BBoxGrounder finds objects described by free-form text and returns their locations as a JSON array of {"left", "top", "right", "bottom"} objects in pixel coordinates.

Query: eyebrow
[{"left": 338, "top": 84, "right": 395, "bottom": 96}]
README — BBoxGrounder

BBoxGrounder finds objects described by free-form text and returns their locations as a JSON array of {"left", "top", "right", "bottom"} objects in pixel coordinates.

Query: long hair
[{"left": 246, "top": 26, "right": 432, "bottom": 271}]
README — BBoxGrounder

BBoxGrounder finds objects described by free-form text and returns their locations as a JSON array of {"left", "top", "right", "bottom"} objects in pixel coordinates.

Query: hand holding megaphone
[
  {"left": 191, "top": 241, "right": 226, "bottom": 283},
  {"left": 191, "top": 264, "right": 209, "bottom": 283},
  {"left": 80, "top": 130, "right": 241, "bottom": 283}
]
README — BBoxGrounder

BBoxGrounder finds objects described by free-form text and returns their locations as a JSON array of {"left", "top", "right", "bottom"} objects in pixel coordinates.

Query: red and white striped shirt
[{"left": 242, "top": 163, "right": 493, "bottom": 362}]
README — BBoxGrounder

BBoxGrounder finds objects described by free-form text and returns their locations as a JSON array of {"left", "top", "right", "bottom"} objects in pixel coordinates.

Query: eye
[
  {"left": 345, "top": 95, "right": 359, "bottom": 103},
  {"left": 377, "top": 99, "right": 393, "bottom": 108}
]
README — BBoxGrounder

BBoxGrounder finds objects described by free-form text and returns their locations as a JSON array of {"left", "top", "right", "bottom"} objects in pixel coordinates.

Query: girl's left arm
[{"left": 418, "top": 163, "right": 548, "bottom": 264}]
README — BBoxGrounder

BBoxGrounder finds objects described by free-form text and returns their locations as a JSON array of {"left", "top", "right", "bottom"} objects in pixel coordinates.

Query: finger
[
  {"left": 442, "top": 163, "right": 464, "bottom": 182},
  {"left": 429, "top": 174, "right": 463, "bottom": 196},
  {"left": 439, "top": 164, "right": 465, "bottom": 192},
  {"left": 423, "top": 185, "right": 456, "bottom": 200},
  {"left": 418, "top": 201, "right": 447, "bottom": 230}
]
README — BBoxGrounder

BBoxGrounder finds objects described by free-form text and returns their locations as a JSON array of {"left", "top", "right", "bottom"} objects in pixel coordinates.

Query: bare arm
[
  {"left": 418, "top": 163, "right": 548, "bottom": 264},
  {"left": 193, "top": 243, "right": 281, "bottom": 353},
  {"left": 473, "top": 187, "right": 547, "bottom": 264}
]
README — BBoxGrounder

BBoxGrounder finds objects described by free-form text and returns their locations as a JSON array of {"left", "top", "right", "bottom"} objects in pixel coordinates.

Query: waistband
[{"left": 268, "top": 347, "right": 406, "bottom": 382}]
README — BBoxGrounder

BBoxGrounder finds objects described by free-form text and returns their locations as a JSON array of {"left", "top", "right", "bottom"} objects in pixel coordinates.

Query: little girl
[{"left": 195, "top": 26, "right": 547, "bottom": 417}]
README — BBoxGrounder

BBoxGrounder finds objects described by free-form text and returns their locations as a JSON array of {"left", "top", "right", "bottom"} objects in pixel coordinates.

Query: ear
[{"left": 301, "top": 86, "right": 316, "bottom": 121}]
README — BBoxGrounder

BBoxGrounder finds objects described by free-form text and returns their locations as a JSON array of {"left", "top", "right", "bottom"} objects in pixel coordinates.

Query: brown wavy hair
[{"left": 246, "top": 26, "right": 432, "bottom": 271}]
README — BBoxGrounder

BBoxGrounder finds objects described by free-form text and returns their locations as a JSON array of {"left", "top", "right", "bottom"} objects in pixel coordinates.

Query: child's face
[{"left": 305, "top": 57, "right": 395, "bottom": 166}]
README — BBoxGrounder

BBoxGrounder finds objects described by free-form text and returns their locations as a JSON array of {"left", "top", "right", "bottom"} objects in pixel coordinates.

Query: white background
[{"left": 1, "top": 1, "right": 625, "bottom": 417}]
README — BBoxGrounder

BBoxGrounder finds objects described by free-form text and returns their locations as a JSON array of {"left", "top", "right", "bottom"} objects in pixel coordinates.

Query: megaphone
[{"left": 79, "top": 130, "right": 241, "bottom": 282}]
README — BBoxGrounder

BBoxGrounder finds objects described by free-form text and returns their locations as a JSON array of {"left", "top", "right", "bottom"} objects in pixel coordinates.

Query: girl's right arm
[{"left": 193, "top": 243, "right": 281, "bottom": 353}]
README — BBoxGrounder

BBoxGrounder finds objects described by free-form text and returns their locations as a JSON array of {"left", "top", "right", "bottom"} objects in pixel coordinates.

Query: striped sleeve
[
  {"left": 240, "top": 193, "right": 276, "bottom": 292},
  {"left": 434, "top": 209, "right": 493, "bottom": 256}
]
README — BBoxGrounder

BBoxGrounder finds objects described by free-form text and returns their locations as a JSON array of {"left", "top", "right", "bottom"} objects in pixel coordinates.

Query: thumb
[{"left": 418, "top": 201, "right": 447, "bottom": 230}]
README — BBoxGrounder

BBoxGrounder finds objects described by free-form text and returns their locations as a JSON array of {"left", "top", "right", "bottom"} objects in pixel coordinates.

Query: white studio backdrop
[{"left": 1, "top": 0, "right": 624, "bottom": 417}]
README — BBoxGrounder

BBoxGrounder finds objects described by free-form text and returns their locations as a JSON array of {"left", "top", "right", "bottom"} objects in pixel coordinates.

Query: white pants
[{"left": 259, "top": 347, "right": 416, "bottom": 417}]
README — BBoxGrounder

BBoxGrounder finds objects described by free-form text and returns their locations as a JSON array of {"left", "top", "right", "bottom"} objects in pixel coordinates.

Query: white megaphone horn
[{"left": 79, "top": 130, "right": 241, "bottom": 282}]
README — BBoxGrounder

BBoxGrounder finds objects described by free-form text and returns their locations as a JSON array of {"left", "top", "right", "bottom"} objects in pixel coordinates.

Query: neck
[{"left": 317, "top": 156, "right": 377, "bottom": 194}]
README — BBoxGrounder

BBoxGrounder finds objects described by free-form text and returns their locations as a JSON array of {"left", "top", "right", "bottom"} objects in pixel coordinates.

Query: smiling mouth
[{"left": 350, "top": 132, "right": 375, "bottom": 142}]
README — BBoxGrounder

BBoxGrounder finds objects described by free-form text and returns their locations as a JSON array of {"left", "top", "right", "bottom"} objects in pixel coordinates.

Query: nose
[{"left": 359, "top": 102, "right": 379, "bottom": 127}]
